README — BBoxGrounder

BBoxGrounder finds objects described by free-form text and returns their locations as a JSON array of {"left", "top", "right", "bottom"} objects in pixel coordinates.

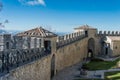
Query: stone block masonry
[
  {"left": 0, "top": 25, "right": 120, "bottom": 80},
  {"left": 55, "top": 38, "right": 88, "bottom": 72},
  {"left": 0, "top": 54, "right": 51, "bottom": 80}
]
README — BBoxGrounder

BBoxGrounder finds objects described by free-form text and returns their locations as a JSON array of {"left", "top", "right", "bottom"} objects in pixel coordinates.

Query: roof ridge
[{"left": 16, "top": 26, "right": 57, "bottom": 37}]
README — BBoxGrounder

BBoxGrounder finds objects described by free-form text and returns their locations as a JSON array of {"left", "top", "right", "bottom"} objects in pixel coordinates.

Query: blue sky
[{"left": 0, "top": 0, "right": 120, "bottom": 32}]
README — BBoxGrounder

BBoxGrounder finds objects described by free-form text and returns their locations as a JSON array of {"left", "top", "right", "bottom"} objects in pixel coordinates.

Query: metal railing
[{"left": 0, "top": 48, "right": 51, "bottom": 76}]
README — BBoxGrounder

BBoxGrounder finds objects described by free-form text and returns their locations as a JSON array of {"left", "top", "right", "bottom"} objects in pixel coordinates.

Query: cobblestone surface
[
  {"left": 52, "top": 61, "right": 120, "bottom": 80},
  {"left": 52, "top": 63, "right": 82, "bottom": 80}
]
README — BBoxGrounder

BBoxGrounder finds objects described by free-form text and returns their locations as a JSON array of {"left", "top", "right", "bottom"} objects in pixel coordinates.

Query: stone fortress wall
[
  {"left": 98, "top": 31, "right": 120, "bottom": 36},
  {"left": 97, "top": 30, "right": 120, "bottom": 57},
  {"left": 0, "top": 26, "right": 120, "bottom": 80},
  {"left": 0, "top": 30, "right": 89, "bottom": 80},
  {"left": 0, "top": 34, "right": 44, "bottom": 51},
  {"left": 0, "top": 34, "right": 52, "bottom": 80},
  {"left": 53, "top": 30, "right": 88, "bottom": 74},
  {"left": 56, "top": 31, "right": 86, "bottom": 49}
]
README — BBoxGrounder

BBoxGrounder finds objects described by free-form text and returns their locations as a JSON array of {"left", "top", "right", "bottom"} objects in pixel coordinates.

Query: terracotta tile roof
[{"left": 16, "top": 27, "right": 57, "bottom": 38}]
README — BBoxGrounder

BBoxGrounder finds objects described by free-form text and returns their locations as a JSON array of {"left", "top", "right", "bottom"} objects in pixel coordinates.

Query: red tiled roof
[{"left": 16, "top": 27, "right": 57, "bottom": 38}]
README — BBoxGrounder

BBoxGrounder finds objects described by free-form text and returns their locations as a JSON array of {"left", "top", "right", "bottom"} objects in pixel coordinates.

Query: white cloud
[{"left": 18, "top": 0, "right": 46, "bottom": 6}]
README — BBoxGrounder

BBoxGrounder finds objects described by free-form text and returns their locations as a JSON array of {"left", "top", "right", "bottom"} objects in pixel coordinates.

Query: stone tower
[{"left": 0, "top": 34, "right": 11, "bottom": 51}]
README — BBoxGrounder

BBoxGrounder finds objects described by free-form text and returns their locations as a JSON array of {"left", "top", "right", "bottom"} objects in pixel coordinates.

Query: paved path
[
  {"left": 52, "top": 56, "right": 120, "bottom": 80},
  {"left": 80, "top": 68, "right": 120, "bottom": 79},
  {"left": 96, "top": 55, "right": 120, "bottom": 61},
  {"left": 52, "top": 63, "right": 82, "bottom": 80},
  {"left": 52, "top": 62, "right": 120, "bottom": 80}
]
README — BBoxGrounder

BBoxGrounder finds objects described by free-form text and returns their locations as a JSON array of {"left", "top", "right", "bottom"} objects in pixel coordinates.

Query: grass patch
[
  {"left": 105, "top": 71, "right": 120, "bottom": 80},
  {"left": 82, "top": 58, "right": 120, "bottom": 70}
]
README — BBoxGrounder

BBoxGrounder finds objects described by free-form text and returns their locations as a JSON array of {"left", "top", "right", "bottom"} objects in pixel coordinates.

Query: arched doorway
[
  {"left": 88, "top": 38, "right": 95, "bottom": 59},
  {"left": 51, "top": 54, "right": 55, "bottom": 78}
]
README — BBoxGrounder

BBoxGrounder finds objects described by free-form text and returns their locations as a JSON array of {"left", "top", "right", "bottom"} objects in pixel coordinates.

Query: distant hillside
[
  {"left": 0, "top": 30, "right": 68, "bottom": 36},
  {"left": 0, "top": 29, "right": 21, "bottom": 35},
  {"left": 0, "top": 29, "right": 8, "bottom": 34},
  {"left": 55, "top": 32, "right": 68, "bottom": 36},
  {"left": 7, "top": 30, "right": 21, "bottom": 35}
]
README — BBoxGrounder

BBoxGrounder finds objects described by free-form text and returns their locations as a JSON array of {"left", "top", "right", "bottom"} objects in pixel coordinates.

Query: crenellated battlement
[
  {"left": 56, "top": 31, "right": 87, "bottom": 49},
  {"left": 98, "top": 31, "right": 120, "bottom": 36},
  {"left": 1, "top": 26, "right": 120, "bottom": 80},
  {"left": 0, "top": 34, "right": 44, "bottom": 51},
  {"left": 0, "top": 34, "right": 51, "bottom": 75}
]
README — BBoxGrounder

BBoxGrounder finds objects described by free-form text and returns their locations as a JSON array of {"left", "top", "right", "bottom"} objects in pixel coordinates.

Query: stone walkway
[
  {"left": 52, "top": 57, "right": 120, "bottom": 80},
  {"left": 79, "top": 68, "right": 120, "bottom": 79},
  {"left": 52, "top": 64, "right": 120, "bottom": 80},
  {"left": 96, "top": 55, "right": 120, "bottom": 61},
  {"left": 52, "top": 63, "right": 82, "bottom": 80}
]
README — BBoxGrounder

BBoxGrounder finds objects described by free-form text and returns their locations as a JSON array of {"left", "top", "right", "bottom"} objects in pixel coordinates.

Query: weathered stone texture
[
  {"left": 1, "top": 26, "right": 120, "bottom": 80},
  {"left": 0, "top": 55, "right": 51, "bottom": 80},
  {"left": 112, "top": 41, "right": 120, "bottom": 57},
  {"left": 55, "top": 38, "right": 88, "bottom": 72}
]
